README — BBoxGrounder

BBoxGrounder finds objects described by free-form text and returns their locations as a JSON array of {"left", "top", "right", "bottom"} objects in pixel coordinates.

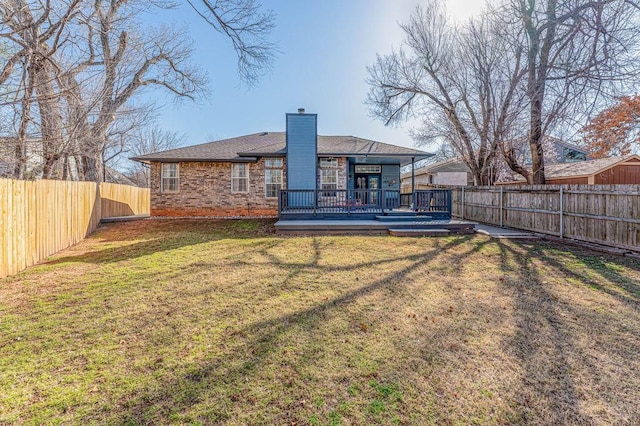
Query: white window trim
[
  {"left": 231, "top": 163, "right": 250, "bottom": 193},
  {"left": 264, "top": 159, "right": 283, "bottom": 198},
  {"left": 264, "top": 169, "right": 282, "bottom": 198},
  {"left": 265, "top": 158, "right": 283, "bottom": 168},
  {"left": 161, "top": 163, "right": 179, "bottom": 193},
  {"left": 320, "top": 158, "right": 338, "bottom": 168},
  {"left": 320, "top": 168, "right": 338, "bottom": 197}
]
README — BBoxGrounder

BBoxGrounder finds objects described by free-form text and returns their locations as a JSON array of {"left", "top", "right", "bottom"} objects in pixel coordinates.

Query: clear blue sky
[{"left": 144, "top": 1, "right": 484, "bottom": 150}]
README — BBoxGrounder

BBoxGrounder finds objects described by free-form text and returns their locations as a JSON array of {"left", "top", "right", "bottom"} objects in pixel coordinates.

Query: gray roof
[
  {"left": 131, "top": 132, "right": 431, "bottom": 163},
  {"left": 504, "top": 155, "right": 640, "bottom": 181},
  {"left": 552, "top": 139, "right": 589, "bottom": 154},
  {"left": 401, "top": 158, "right": 471, "bottom": 179}
]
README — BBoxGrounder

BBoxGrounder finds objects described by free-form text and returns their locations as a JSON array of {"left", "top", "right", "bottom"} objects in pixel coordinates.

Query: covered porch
[{"left": 280, "top": 150, "right": 446, "bottom": 219}]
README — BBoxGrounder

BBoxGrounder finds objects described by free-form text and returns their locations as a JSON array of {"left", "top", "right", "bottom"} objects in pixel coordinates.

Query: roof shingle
[
  {"left": 131, "top": 132, "right": 431, "bottom": 163},
  {"left": 502, "top": 155, "right": 640, "bottom": 182}
]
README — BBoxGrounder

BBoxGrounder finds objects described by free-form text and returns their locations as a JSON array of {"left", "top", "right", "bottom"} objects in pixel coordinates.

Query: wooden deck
[{"left": 274, "top": 218, "right": 476, "bottom": 235}]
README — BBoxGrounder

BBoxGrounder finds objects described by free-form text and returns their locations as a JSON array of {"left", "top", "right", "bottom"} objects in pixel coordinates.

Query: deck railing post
[
  {"left": 461, "top": 187, "right": 465, "bottom": 220},
  {"left": 447, "top": 189, "right": 452, "bottom": 219},
  {"left": 313, "top": 190, "right": 317, "bottom": 217}
]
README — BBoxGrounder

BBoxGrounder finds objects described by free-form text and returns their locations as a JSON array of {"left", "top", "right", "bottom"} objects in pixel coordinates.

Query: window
[
  {"left": 231, "top": 163, "right": 249, "bottom": 193},
  {"left": 161, "top": 163, "right": 179, "bottom": 192},
  {"left": 355, "top": 165, "right": 381, "bottom": 174},
  {"left": 320, "top": 158, "right": 339, "bottom": 197},
  {"left": 321, "top": 169, "right": 338, "bottom": 197},
  {"left": 265, "top": 158, "right": 283, "bottom": 168},
  {"left": 319, "top": 158, "right": 338, "bottom": 168},
  {"left": 563, "top": 148, "right": 587, "bottom": 163},
  {"left": 265, "top": 158, "right": 283, "bottom": 198}
]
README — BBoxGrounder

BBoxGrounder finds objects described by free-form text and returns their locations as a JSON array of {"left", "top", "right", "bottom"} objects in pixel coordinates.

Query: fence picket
[
  {"left": 451, "top": 185, "right": 640, "bottom": 251},
  {"left": 1, "top": 179, "right": 150, "bottom": 278}
]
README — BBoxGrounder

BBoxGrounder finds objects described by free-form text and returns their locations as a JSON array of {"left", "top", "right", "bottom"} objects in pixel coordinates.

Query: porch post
[{"left": 411, "top": 157, "right": 415, "bottom": 211}]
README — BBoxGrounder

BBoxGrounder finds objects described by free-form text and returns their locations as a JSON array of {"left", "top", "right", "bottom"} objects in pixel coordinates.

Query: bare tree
[
  {"left": 367, "top": 3, "right": 525, "bottom": 185},
  {"left": 504, "top": 0, "right": 640, "bottom": 183},
  {"left": 125, "top": 124, "right": 185, "bottom": 186},
  {"left": 368, "top": 0, "right": 640, "bottom": 185},
  {"left": 186, "top": 0, "right": 276, "bottom": 85},
  {"left": 0, "top": 0, "right": 83, "bottom": 178},
  {"left": 58, "top": 0, "right": 207, "bottom": 181},
  {"left": 1, "top": 0, "right": 277, "bottom": 181}
]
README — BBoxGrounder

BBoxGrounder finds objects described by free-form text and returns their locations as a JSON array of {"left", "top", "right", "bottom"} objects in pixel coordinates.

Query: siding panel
[{"left": 286, "top": 114, "right": 317, "bottom": 191}]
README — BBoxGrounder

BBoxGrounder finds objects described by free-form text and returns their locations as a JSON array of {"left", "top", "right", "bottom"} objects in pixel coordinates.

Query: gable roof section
[
  {"left": 552, "top": 138, "right": 589, "bottom": 155},
  {"left": 401, "top": 158, "right": 471, "bottom": 179},
  {"left": 131, "top": 132, "right": 431, "bottom": 163},
  {"left": 502, "top": 155, "right": 640, "bottom": 182}
]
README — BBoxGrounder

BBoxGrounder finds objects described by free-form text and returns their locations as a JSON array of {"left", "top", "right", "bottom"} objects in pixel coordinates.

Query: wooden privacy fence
[
  {"left": 452, "top": 185, "right": 640, "bottom": 251},
  {"left": 1, "top": 179, "right": 150, "bottom": 279}
]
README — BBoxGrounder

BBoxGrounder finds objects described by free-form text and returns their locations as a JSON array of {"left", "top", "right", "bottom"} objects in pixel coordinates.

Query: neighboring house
[
  {"left": 400, "top": 158, "right": 472, "bottom": 192},
  {"left": 551, "top": 140, "right": 589, "bottom": 163},
  {"left": 496, "top": 155, "right": 640, "bottom": 185},
  {"left": 512, "top": 136, "right": 589, "bottom": 165},
  {"left": 131, "top": 110, "right": 432, "bottom": 217},
  {"left": 496, "top": 137, "right": 591, "bottom": 183}
]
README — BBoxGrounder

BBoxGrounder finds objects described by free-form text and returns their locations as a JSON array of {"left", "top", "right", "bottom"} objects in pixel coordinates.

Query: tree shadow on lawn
[
  {"left": 110, "top": 236, "right": 477, "bottom": 424},
  {"left": 496, "top": 240, "right": 640, "bottom": 424},
  {"left": 542, "top": 247, "right": 640, "bottom": 304},
  {"left": 40, "top": 219, "right": 279, "bottom": 267}
]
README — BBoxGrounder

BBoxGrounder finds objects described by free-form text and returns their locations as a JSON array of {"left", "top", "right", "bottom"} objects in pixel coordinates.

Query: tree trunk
[{"left": 32, "top": 56, "right": 64, "bottom": 179}]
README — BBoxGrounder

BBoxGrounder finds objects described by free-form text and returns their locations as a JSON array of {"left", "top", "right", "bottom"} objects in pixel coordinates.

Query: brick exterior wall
[{"left": 150, "top": 158, "right": 286, "bottom": 217}]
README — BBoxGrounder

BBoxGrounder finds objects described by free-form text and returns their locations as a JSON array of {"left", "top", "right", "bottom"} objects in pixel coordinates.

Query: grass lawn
[{"left": 1, "top": 219, "right": 640, "bottom": 425}]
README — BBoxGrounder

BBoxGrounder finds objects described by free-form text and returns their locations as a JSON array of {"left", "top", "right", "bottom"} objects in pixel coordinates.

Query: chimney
[{"left": 286, "top": 109, "right": 317, "bottom": 193}]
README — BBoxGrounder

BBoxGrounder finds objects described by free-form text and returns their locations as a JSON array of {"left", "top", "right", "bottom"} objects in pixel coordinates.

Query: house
[
  {"left": 400, "top": 158, "right": 472, "bottom": 192},
  {"left": 131, "top": 110, "right": 433, "bottom": 217},
  {"left": 496, "top": 155, "right": 640, "bottom": 185},
  {"left": 549, "top": 140, "right": 589, "bottom": 163},
  {"left": 509, "top": 136, "right": 589, "bottom": 165}
]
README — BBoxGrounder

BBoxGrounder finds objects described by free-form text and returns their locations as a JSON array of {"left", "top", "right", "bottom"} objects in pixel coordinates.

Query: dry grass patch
[{"left": 1, "top": 219, "right": 639, "bottom": 425}]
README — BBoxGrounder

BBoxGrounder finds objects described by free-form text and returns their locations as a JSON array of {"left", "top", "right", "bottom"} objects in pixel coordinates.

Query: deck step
[
  {"left": 376, "top": 215, "right": 431, "bottom": 222},
  {"left": 381, "top": 211, "right": 418, "bottom": 216},
  {"left": 388, "top": 228, "right": 451, "bottom": 237}
]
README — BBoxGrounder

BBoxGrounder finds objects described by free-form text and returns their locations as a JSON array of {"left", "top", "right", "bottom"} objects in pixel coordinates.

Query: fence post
[
  {"left": 499, "top": 186, "right": 504, "bottom": 227},
  {"left": 559, "top": 186, "right": 564, "bottom": 239},
  {"left": 461, "top": 187, "right": 465, "bottom": 220}
]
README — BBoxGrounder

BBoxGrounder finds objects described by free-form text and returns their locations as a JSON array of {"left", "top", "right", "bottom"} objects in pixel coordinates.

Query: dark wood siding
[
  {"left": 594, "top": 163, "right": 640, "bottom": 184},
  {"left": 546, "top": 177, "right": 588, "bottom": 185}
]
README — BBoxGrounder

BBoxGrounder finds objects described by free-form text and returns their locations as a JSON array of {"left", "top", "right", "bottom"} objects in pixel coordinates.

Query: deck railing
[
  {"left": 279, "top": 188, "right": 453, "bottom": 218},
  {"left": 279, "top": 189, "right": 401, "bottom": 216},
  {"left": 413, "top": 189, "right": 452, "bottom": 216}
]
